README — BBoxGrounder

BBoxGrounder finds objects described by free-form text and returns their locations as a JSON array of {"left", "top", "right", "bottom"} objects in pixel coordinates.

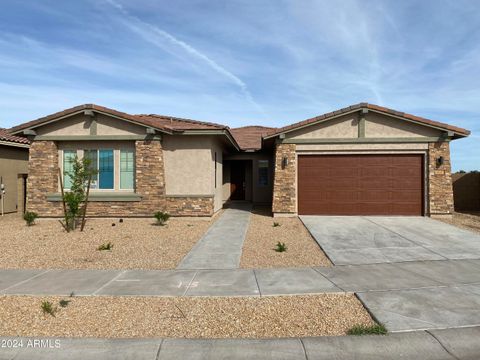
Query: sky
[{"left": 0, "top": 0, "right": 478, "bottom": 171}]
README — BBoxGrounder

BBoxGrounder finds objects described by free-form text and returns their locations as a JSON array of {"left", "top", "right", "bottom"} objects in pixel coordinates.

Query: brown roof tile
[
  {"left": 265, "top": 103, "right": 470, "bottom": 138},
  {"left": 230, "top": 126, "right": 276, "bottom": 150},
  {"left": 0, "top": 128, "right": 30, "bottom": 145}
]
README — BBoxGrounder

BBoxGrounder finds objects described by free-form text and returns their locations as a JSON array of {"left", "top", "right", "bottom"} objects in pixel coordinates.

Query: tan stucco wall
[
  {"left": 36, "top": 113, "right": 146, "bottom": 136},
  {"left": 163, "top": 136, "right": 224, "bottom": 212},
  {"left": 0, "top": 145, "right": 29, "bottom": 213},
  {"left": 211, "top": 138, "right": 224, "bottom": 212},
  {"left": 286, "top": 114, "right": 358, "bottom": 139},
  {"left": 365, "top": 112, "right": 442, "bottom": 138},
  {"left": 96, "top": 114, "right": 145, "bottom": 135}
]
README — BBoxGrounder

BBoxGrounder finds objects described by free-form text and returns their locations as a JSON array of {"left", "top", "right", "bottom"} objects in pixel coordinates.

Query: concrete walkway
[
  {"left": 3, "top": 259, "right": 480, "bottom": 332},
  {"left": 301, "top": 216, "right": 480, "bottom": 265},
  {"left": 177, "top": 203, "right": 251, "bottom": 270},
  {"left": 2, "top": 326, "right": 480, "bottom": 359}
]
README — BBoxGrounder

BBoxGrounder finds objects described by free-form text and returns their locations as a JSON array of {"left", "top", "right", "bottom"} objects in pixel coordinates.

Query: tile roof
[
  {"left": 230, "top": 126, "right": 277, "bottom": 150},
  {"left": 135, "top": 114, "right": 227, "bottom": 131},
  {"left": 0, "top": 128, "right": 30, "bottom": 145},
  {"left": 265, "top": 103, "right": 470, "bottom": 138},
  {"left": 8, "top": 104, "right": 228, "bottom": 134}
]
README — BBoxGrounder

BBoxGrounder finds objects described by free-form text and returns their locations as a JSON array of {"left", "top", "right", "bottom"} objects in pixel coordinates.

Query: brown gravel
[
  {"left": 241, "top": 207, "right": 331, "bottom": 268},
  {"left": 0, "top": 214, "right": 217, "bottom": 270},
  {"left": 438, "top": 211, "right": 480, "bottom": 234},
  {"left": 0, "top": 294, "right": 374, "bottom": 338}
]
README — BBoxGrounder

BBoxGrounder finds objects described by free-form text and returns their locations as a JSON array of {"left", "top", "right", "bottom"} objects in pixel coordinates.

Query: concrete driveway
[{"left": 301, "top": 216, "right": 480, "bottom": 265}]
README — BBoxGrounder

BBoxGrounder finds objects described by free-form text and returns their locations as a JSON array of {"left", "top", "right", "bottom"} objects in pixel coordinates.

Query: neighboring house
[
  {"left": 7, "top": 103, "right": 469, "bottom": 218},
  {"left": 0, "top": 129, "right": 29, "bottom": 214}
]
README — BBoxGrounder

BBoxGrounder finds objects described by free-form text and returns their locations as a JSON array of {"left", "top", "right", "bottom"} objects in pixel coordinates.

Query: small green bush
[
  {"left": 274, "top": 242, "right": 287, "bottom": 252},
  {"left": 41, "top": 300, "right": 57, "bottom": 317},
  {"left": 97, "top": 242, "right": 114, "bottom": 251},
  {"left": 59, "top": 299, "right": 71, "bottom": 308},
  {"left": 347, "top": 324, "right": 387, "bottom": 335},
  {"left": 154, "top": 211, "right": 170, "bottom": 226},
  {"left": 273, "top": 222, "right": 281, "bottom": 227},
  {"left": 23, "top": 211, "right": 38, "bottom": 226}
]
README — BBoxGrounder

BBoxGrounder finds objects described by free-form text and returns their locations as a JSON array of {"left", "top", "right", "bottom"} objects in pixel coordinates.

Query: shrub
[
  {"left": 274, "top": 242, "right": 287, "bottom": 252},
  {"left": 347, "top": 324, "right": 387, "bottom": 335},
  {"left": 59, "top": 299, "right": 71, "bottom": 308},
  {"left": 23, "top": 211, "right": 38, "bottom": 226},
  {"left": 273, "top": 222, "right": 281, "bottom": 227},
  {"left": 62, "top": 155, "right": 97, "bottom": 232},
  {"left": 154, "top": 211, "right": 170, "bottom": 226},
  {"left": 97, "top": 242, "right": 114, "bottom": 251},
  {"left": 41, "top": 300, "right": 57, "bottom": 317}
]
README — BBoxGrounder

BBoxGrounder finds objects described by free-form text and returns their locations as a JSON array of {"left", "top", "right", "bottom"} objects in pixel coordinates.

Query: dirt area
[
  {"left": 240, "top": 207, "right": 331, "bottom": 268},
  {"left": 438, "top": 211, "right": 480, "bottom": 234},
  {"left": 0, "top": 213, "right": 216, "bottom": 270},
  {"left": 0, "top": 294, "right": 374, "bottom": 338}
]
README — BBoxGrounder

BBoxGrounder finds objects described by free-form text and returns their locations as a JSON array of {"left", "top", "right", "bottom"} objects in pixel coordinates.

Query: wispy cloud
[{"left": 104, "top": 0, "right": 266, "bottom": 117}]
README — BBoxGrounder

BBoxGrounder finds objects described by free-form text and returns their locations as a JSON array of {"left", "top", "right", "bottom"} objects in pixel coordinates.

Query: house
[
  {"left": 7, "top": 103, "right": 469, "bottom": 218},
  {"left": 0, "top": 129, "right": 29, "bottom": 214}
]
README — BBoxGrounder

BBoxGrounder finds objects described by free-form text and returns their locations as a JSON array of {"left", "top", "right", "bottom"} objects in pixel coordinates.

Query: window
[
  {"left": 63, "top": 150, "right": 76, "bottom": 189},
  {"left": 120, "top": 149, "right": 134, "bottom": 189},
  {"left": 258, "top": 160, "right": 269, "bottom": 186},
  {"left": 81, "top": 149, "right": 114, "bottom": 190},
  {"left": 84, "top": 150, "right": 98, "bottom": 189}
]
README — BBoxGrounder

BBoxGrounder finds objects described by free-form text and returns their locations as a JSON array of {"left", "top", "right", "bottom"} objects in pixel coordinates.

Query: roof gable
[{"left": 265, "top": 103, "right": 470, "bottom": 139}]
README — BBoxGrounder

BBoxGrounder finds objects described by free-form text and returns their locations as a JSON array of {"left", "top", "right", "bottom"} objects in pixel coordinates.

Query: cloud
[{"left": 103, "top": 0, "right": 266, "bottom": 117}]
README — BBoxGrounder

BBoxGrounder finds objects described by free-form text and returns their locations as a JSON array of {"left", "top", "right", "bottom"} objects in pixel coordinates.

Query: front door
[{"left": 230, "top": 162, "right": 245, "bottom": 200}]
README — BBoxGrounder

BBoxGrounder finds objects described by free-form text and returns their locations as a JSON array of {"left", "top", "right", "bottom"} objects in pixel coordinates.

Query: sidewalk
[
  {"left": 177, "top": 203, "right": 252, "bottom": 270},
  {"left": 2, "top": 259, "right": 480, "bottom": 332},
  {"left": 2, "top": 326, "right": 479, "bottom": 359}
]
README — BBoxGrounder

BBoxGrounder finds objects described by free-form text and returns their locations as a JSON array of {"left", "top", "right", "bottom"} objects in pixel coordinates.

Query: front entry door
[{"left": 230, "top": 162, "right": 245, "bottom": 200}]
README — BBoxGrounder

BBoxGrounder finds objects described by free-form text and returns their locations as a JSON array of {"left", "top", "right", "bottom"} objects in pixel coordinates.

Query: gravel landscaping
[
  {"left": 0, "top": 294, "right": 374, "bottom": 338},
  {"left": 240, "top": 207, "right": 331, "bottom": 268},
  {"left": 0, "top": 214, "right": 216, "bottom": 270},
  {"left": 438, "top": 211, "right": 480, "bottom": 234}
]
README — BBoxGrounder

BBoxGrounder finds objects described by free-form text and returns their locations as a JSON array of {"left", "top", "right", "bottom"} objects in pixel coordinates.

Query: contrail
[{"left": 105, "top": 0, "right": 266, "bottom": 116}]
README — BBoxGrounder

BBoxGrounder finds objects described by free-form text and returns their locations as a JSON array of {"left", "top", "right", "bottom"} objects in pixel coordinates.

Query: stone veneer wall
[
  {"left": 27, "top": 139, "right": 214, "bottom": 217},
  {"left": 27, "top": 141, "right": 59, "bottom": 215},
  {"left": 272, "top": 143, "right": 296, "bottom": 214},
  {"left": 428, "top": 141, "right": 454, "bottom": 216},
  {"left": 165, "top": 196, "right": 214, "bottom": 216}
]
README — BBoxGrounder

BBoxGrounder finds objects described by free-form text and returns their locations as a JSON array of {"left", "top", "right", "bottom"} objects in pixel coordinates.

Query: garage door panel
[{"left": 298, "top": 154, "right": 423, "bottom": 215}]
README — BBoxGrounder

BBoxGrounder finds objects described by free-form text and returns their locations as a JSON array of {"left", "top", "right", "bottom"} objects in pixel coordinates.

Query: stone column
[
  {"left": 27, "top": 140, "right": 61, "bottom": 216},
  {"left": 272, "top": 143, "right": 296, "bottom": 216},
  {"left": 428, "top": 141, "right": 454, "bottom": 217}
]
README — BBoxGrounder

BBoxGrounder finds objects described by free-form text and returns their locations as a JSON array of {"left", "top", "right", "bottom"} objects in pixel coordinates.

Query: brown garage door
[{"left": 298, "top": 154, "right": 424, "bottom": 215}]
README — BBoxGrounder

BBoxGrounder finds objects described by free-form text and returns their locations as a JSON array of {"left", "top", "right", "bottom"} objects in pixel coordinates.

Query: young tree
[{"left": 62, "top": 155, "right": 96, "bottom": 231}]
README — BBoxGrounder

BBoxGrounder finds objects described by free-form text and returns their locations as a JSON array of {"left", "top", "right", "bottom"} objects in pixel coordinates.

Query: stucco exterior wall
[
  {"left": 36, "top": 113, "right": 146, "bottom": 136},
  {"left": 365, "top": 112, "right": 442, "bottom": 138},
  {"left": 0, "top": 145, "right": 29, "bottom": 213},
  {"left": 163, "top": 135, "right": 214, "bottom": 196},
  {"left": 285, "top": 114, "right": 358, "bottom": 139}
]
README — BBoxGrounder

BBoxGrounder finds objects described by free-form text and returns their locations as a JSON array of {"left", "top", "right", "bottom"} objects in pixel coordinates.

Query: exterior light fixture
[
  {"left": 436, "top": 156, "right": 444, "bottom": 167},
  {"left": 282, "top": 156, "right": 289, "bottom": 169}
]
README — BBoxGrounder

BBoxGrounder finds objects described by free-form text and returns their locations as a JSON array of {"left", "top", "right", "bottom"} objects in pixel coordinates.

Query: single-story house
[
  {"left": 0, "top": 129, "right": 29, "bottom": 214},
  {"left": 7, "top": 103, "right": 469, "bottom": 218}
]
